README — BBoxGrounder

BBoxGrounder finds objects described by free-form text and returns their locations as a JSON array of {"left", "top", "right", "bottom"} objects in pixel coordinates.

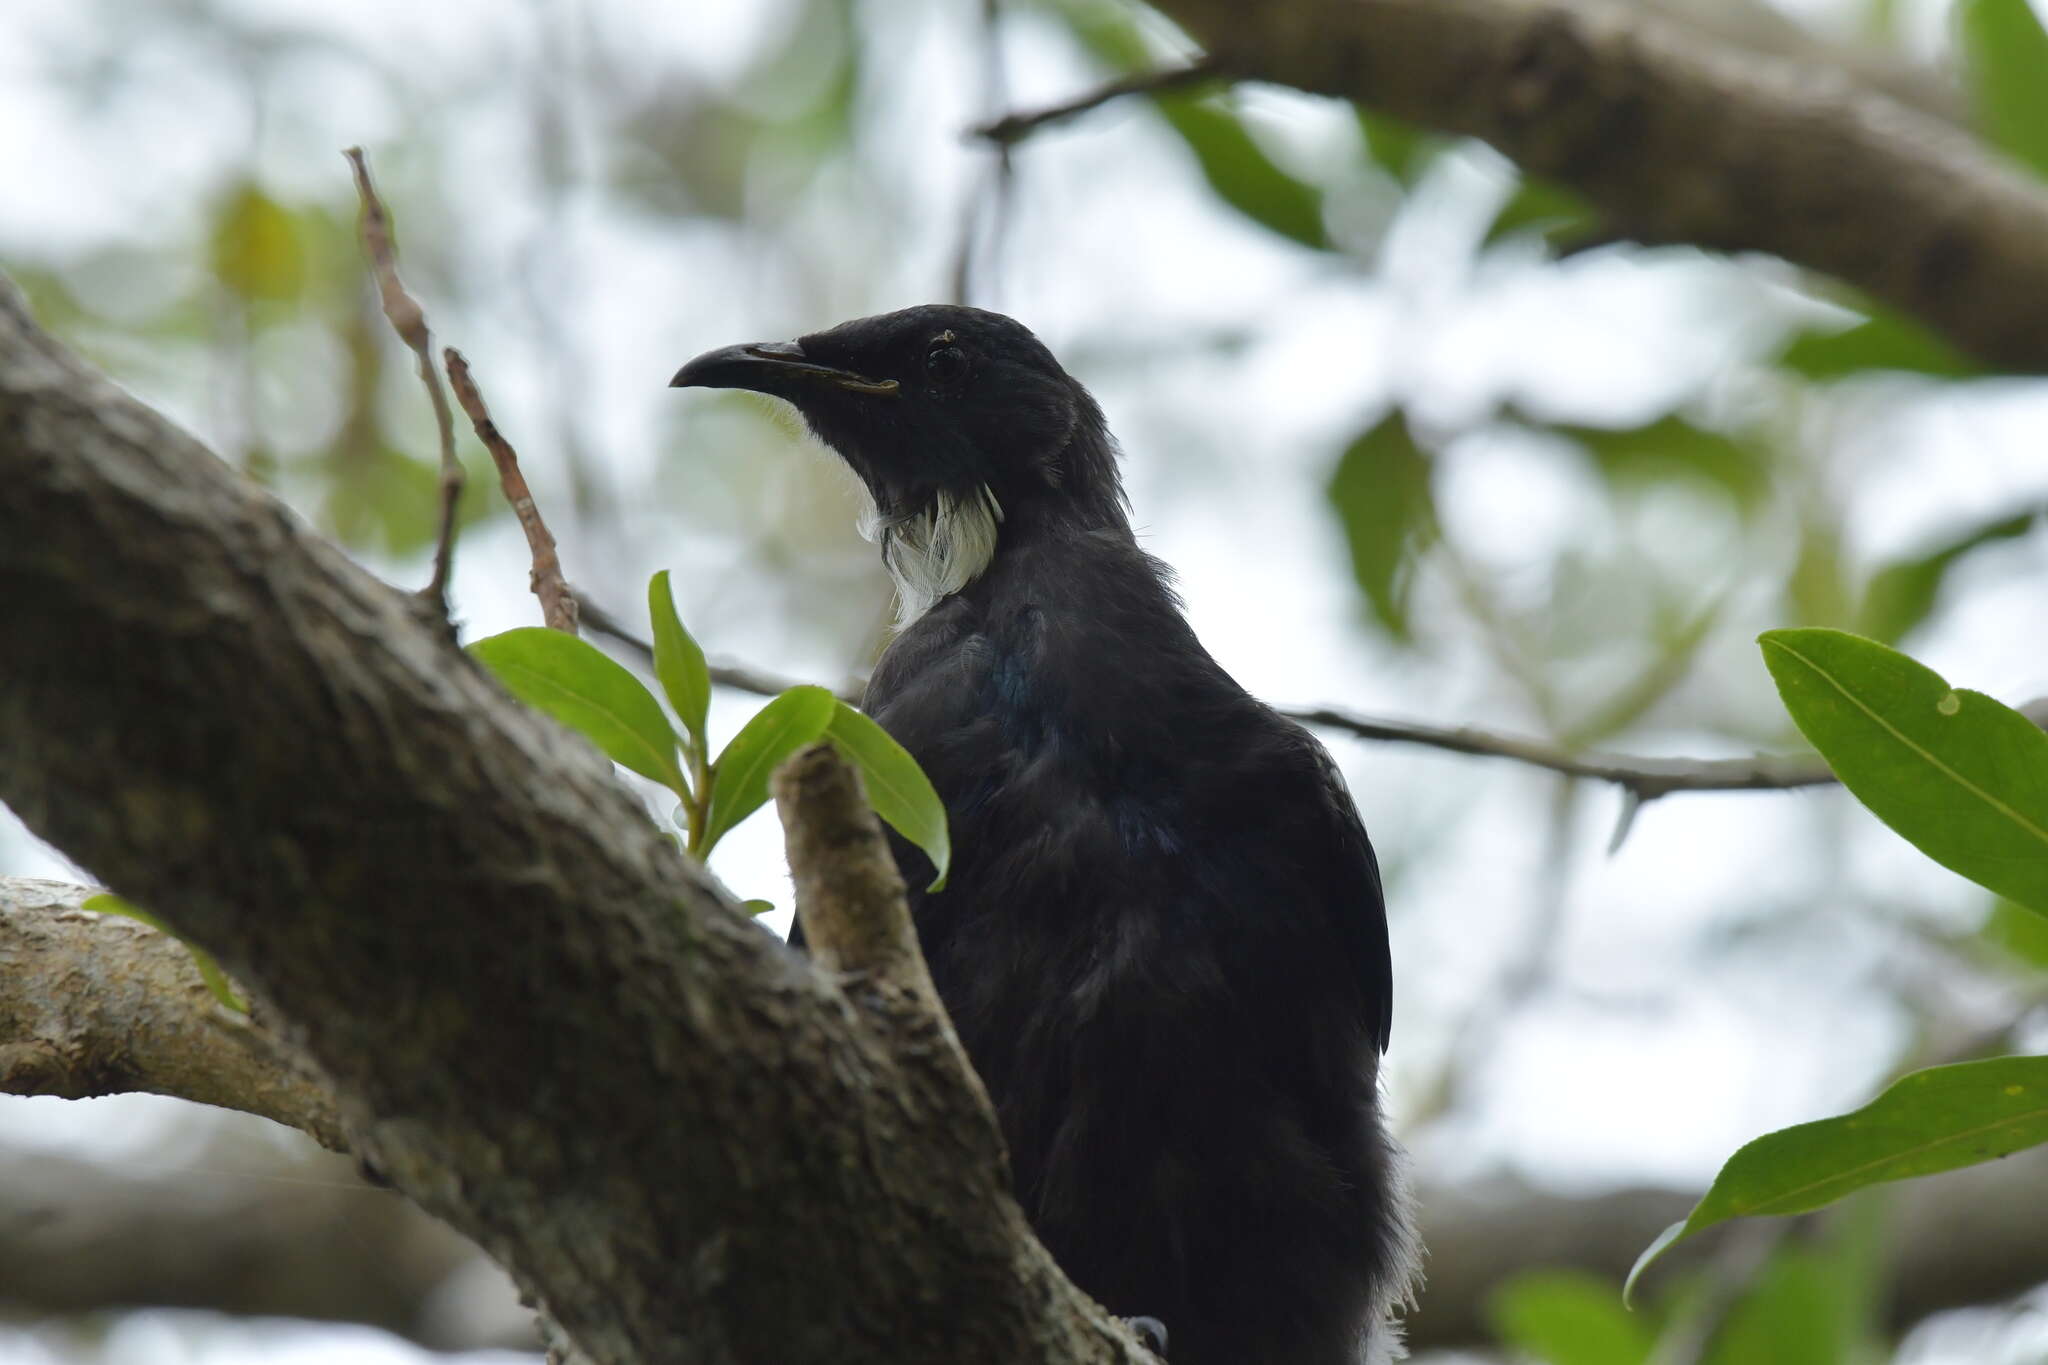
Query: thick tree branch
[
  {"left": 0, "top": 879, "right": 347, "bottom": 1149},
  {"left": 775, "top": 744, "right": 927, "bottom": 989},
  {"left": 0, "top": 274, "right": 1138, "bottom": 1365},
  {"left": 1138, "top": 0, "right": 2048, "bottom": 372}
]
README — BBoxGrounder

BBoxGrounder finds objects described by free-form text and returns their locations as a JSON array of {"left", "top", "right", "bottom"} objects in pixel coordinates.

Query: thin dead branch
[
  {"left": 446, "top": 346, "right": 579, "bottom": 634},
  {"left": 345, "top": 146, "right": 464, "bottom": 617}
]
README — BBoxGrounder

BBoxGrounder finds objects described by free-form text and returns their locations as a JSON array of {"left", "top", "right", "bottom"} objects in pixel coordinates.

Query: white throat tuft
[{"left": 860, "top": 485, "right": 1004, "bottom": 627}]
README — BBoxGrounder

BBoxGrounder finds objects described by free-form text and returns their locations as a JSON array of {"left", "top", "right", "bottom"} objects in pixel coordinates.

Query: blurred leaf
[
  {"left": 701, "top": 685, "right": 837, "bottom": 856},
  {"left": 622, "top": 97, "right": 757, "bottom": 221},
  {"left": 320, "top": 445, "right": 436, "bottom": 555},
  {"left": 1326, "top": 412, "right": 1436, "bottom": 642},
  {"left": 1984, "top": 897, "right": 2048, "bottom": 971},
  {"left": 1488, "top": 1269, "right": 1652, "bottom": 1365},
  {"left": 1152, "top": 94, "right": 1330, "bottom": 249},
  {"left": 615, "top": 0, "right": 860, "bottom": 221},
  {"left": 9, "top": 266, "right": 89, "bottom": 333},
  {"left": 1560, "top": 595, "right": 1723, "bottom": 749},
  {"left": 741, "top": 898, "right": 777, "bottom": 917},
  {"left": 779, "top": 0, "right": 864, "bottom": 154},
  {"left": 648, "top": 570, "right": 712, "bottom": 758},
  {"left": 1702, "top": 1230, "right": 1883, "bottom": 1365},
  {"left": 1060, "top": 2, "right": 1327, "bottom": 249},
  {"left": 1760, "top": 628, "right": 2048, "bottom": 914},
  {"left": 1778, "top": 304, "right": 1982, "bottom": 380},
  {"left": 210, "top": 182, "right": 305, "bottom": 303},
  {"left": 827, "top": 700, "right": 951, "bottom": 890},
  {"left": 318, "top": 445, "right": 489, "bottom": 559},
  {"left": 1856, "top": 507, "right": 2039, "bottom": 643},
  {"left": 1354, "top": 108, "right": 1444, "bottom": 183},
  {"left": 84, "top": 892, "right": 247, "bottom": 1014},
  {"left": 1631, "top": 1056, "right": 2048, "bottom": 1290},
  {"left": 470, "top": 627, "right": 687, "bottom": 797},
  {"left": 1485, "top": 176, "right": 1599, "bottom": 247},
  {"left": 1958, "top": 0, "right": 2048, "bottom": 179},
  {"left": 1562, "top": 414, "right": 1771, "bottom": 511},
  {"left": 1787, "top": 512, "right": 1855, "bottom": 629}
]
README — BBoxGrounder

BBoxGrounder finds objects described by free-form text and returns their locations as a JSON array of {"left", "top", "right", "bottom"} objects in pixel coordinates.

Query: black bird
[{"left": 673, "top": 306, "right": 1418, "bottom": 1365}]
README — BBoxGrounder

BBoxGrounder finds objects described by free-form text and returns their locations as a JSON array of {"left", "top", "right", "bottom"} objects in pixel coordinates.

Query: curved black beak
[{"left": 669, "top": 340, "right": 899, "bottom": 396}]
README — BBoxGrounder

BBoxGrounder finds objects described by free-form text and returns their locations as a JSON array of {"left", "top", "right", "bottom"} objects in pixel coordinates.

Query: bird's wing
[{"left": 1305, "top": 737, "right": 1394, "bottom": 1054}]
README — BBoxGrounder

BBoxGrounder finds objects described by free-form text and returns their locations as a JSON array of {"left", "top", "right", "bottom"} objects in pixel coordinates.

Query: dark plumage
[{"left": 673, "top": 306, "right": 1418, "bottom": 1364}]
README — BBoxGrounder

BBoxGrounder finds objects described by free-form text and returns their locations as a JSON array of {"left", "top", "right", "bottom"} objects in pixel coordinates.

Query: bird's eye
[{"left": 924, "top": 342, "right": 969, "bottom": 389}]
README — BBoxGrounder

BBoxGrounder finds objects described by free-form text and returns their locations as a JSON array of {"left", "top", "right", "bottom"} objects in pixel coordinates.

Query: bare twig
[
  {"left": 344, "top": 147, "right": 464, "bottom": 616},
  {"left": 1285, "top": 706, "right": 1836, "bottom": 799},
  {"left": 952, "top": 0, "right": 1018, "bottom": 305},
  {"left": 972, "top": 59, "right": 1223, "bottom": 146},
  {"left": 577, "top": 612, "right": 2048, "bottom": 806},
  {"left": 577, "top": 598, "right": 855, "bottom": 701},
  {"left": 446, "top": 347, "right": 579, "bottom": 634}
]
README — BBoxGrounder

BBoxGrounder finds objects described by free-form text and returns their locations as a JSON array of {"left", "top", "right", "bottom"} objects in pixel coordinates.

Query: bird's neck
[
  {"left": 866, "top": 484, "right": 1010, "bottom": 629},
  {"left": 873, "top": 426, "right": 1132, "bottom": 628}
]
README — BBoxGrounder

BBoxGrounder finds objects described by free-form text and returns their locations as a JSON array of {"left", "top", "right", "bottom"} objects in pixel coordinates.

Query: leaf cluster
[{"left": 468, "top": 572, "right": 950, "bottom": 910}]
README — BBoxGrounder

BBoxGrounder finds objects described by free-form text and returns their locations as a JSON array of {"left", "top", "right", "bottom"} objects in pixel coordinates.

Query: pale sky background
[{"left": 3, "top": 0, "right": 2047, "bottom": 1361}]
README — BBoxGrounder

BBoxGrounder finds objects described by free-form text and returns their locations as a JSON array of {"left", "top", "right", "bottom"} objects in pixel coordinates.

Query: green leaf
[
  {"left": 1152, "top": 94, "right": 1330, "bottom": 250},
  {"left": 827, "top": 701, "right": 952, "bottom": 891},
  {"left": 1488, "top": 1270, "right": 1653, "bottom": 1365},
  {"left": 1759, "top": 628, "right": 2048, "bottom": 914},
  {"left": 1778, "top": 305, "right": 1981, "bottom": 381},
  {"left": 1056, "top": 1, "right": 1326, "bottom": 250},
  {"left": 1484, "top": 176, "right": 1599, "bottom": 248},
  {"left": 1701, "top": 1230, "right": 1884, "bottom": 1365},
  {"left": 210, "top": 182, "right": 305, "bottom": 304},
  {"left": 1354, "top": 108, "right": 1443, "bottom": 184},
  {"left": 1562, "top": 414, "right": 1771, "bottom": 511},
  {"left": 647, "top": 570, "right": 712, "bottom": 756},
  {"left": 1630, "top": 1056, "right": 2048, "bottom": 1293},
  {"left": 1786, "top": 513, "right": 1855, "bottom": 629},
  {"left": 700, "top": 685, "right": 837, "bottom": 856},
  {"left": 84, "top": 892, "right": 247, "bottom": 1014},
  {"left": 320, "top": 445, "right": 489, "bottom": 559},
  {"left": 1959, "top": 0, "right": 2048, "bottom": 180},
  {"left": 741, "top": 898, "right": 777, "bottom": 917},
  {"left": 469, "top": 627, "right": 686, "bottom": 796},
  {"left": 1855, "top": 508, "right": 2039, "bottom": 644},
  {"left": 1325, "top": 412, "right": 1436, "bottom": 641},
  {"left": 1984, "top": 897, "right": 2048, "bottom": 972}
]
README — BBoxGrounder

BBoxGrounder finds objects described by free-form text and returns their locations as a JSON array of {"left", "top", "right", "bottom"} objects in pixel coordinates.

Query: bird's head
[{"left": 671, "top": 305, "right": 1123, "bottom": 621}]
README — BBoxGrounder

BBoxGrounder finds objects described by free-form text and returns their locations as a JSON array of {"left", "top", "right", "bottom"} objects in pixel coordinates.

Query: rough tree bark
[
  {"left": 1147, "top": 0, "right": 2048, "bottom": 373},
  {"left": 0, "top": 879, "right": 345, "bottom": 1146},
  {"left": 0, "top": 275, "right": 1151, "bottom": 1365}
]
